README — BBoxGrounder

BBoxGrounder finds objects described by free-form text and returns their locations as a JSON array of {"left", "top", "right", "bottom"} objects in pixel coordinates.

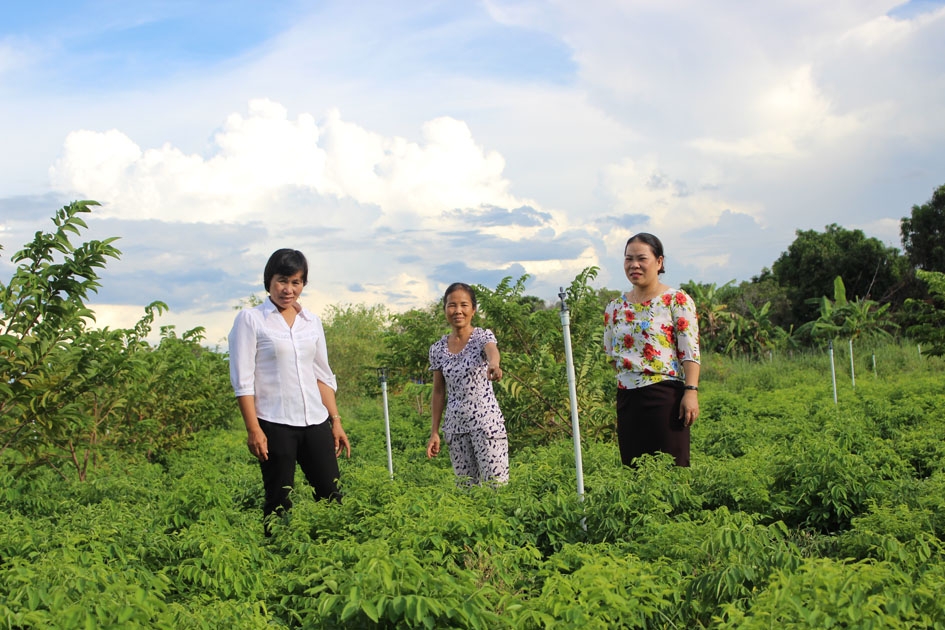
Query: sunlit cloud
[{"left": 50, "top": 99, "right": 538, "bottom": 233}]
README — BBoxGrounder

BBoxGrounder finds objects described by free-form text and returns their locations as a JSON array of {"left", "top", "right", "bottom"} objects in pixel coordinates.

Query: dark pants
[
  {"left": 616, "top": 381, "right": 690, "bottom": 467},
  {"left": 258, "top": 419, "right": 341, "bottom": 527}
]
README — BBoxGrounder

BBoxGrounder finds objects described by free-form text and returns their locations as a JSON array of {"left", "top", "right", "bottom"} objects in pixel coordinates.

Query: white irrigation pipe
[
  {"left": 558, "top": 288, "right": 586, "bottom": 509},
  {"left": 849, "top": 338, "right": 856, "bottom": 389},
  {"left": 378, "top": 368, "right": 394, "bottom": 479},
  {"left": 829, "top": 340, "right": 838, "bottom": 405}
]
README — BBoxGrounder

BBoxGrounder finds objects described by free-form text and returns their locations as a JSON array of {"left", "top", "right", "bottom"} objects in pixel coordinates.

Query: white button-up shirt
[{"left": 228, "top": 299, "right": 337, "bottom": 426}]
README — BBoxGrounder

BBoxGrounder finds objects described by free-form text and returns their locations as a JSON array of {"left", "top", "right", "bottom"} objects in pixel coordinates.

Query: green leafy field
[{"left": 2, "top": 343, "right": 944, "bottom": 628}]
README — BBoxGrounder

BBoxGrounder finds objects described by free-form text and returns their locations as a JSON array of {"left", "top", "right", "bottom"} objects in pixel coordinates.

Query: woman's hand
[
  {"left": 427, "top": 433, "right": 441, "bottom": 458},
  {"left": 247, "top": 427, "right": 269, "bottom": 462},
  {"left": 332, "top": 421, "right": 351, "bottom": 458},
  {"left": 679, "top": 390, "right": 700, "bottom": 427},
  {"left": 487, "top": 363, "right": 503, "bottom": 381}
]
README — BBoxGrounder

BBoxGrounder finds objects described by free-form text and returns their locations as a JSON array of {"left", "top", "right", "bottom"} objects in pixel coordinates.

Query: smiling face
[
  {"left": 268, "top": 270, "right": 305, "bottom": 311},
  {"left": 624, "top": 240, "right": 664, "bottom": 291},
  {"left": 444, "top": 288, "right": 476, "bottom": 332}
]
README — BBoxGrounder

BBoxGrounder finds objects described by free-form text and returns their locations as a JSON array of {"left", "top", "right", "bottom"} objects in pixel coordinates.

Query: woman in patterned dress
[
  {"left": 603, "top": 233, "right": 701, "bottom": 466},
  {"left": 426, "top": 282, "right": 509, "bottom": 485}
]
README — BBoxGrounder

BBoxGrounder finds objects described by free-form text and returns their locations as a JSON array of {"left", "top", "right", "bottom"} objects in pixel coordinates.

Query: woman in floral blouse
[
  {"left": 603, "top": 233, "right": 701, "bottom": 466},
  {"left": 427, "top": 282, "right": 509, "bottom": 486}
]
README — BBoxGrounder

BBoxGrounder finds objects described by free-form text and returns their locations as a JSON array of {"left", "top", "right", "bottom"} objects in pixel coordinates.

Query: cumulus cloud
[
  {"left": 691, "top": 65, "right": 862, "bottom": 158},
  {"left": 49, "top": 99, "right": 539, "bottom": 233}
]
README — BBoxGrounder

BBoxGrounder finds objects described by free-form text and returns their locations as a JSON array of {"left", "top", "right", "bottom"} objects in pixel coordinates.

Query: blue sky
[{"left": 2, "top": 0, "right": 944, "bottom": 344}]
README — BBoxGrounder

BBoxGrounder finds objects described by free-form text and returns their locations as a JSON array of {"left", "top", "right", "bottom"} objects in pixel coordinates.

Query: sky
[{"left": 2, "top": 0, "right": 944, "bottom": 346}]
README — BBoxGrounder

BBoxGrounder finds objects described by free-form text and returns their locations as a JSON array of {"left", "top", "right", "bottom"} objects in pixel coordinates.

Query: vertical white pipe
[
  {"left": 381, "top": 379, "right": 393, "bottom": 479},
  {"left": 849, "top": 338, "right": 855, "bottom": 389},
  {"left": 558, "top": 288, "right": 585, "bottom": 505},
  {"left": 829, "top": 339, "right": 838, "bottom": 405}
]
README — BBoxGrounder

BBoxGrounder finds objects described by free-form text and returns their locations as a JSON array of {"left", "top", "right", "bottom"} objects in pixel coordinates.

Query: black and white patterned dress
[{"left": 428, "top": 327, "right": 507, "bottom": 438}]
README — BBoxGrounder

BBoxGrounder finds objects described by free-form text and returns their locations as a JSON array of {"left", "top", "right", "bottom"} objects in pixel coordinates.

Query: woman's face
[
  {"left": 444, "top": 289, "right": 476, "bottom": 330},
  {"left": 268, "top": 270, "right": 305, "bottom": 310},
  {"left": 624, "top": 240, "right": 663, "bottom": 288}
]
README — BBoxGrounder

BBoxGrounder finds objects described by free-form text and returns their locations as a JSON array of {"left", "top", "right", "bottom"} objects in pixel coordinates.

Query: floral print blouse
[
  {"left": 603, "top": 289, "right": 701, "bottom": 390},
  {"left": 429, "top": 327, "right": 507, "bottom": 437}
]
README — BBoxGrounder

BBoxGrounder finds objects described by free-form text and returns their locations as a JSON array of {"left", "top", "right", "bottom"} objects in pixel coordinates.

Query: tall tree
[
  {"left": 904, "top": 269, "right": 945, "bottom": 357},
  {"left": 901, "top": 183, "right": 945, "bottom": 272},
  {"left": 771, "top": 224, "right": 905, "bottom": 325}
]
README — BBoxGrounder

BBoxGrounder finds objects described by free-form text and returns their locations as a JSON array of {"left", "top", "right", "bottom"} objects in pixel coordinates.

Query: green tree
[
  {"left": 728, "top": 271, "right": 793, "bottom": 329},
  {"left": 1, "top": 201, "right": 236, "bottom": 479},
  {"left": 679, "top": 281, "right": 735, "bottom": 354},
  {"left": 904, "top": 269, "right": 945, "bottom": 357},
  {"left": 722, "top": 302, "right": 789, "bottom": 357},
  {"left": 901, "top": 183, "right": 945, "bottom": 272},
  {"left": 795, "top": 276, "right": 894, "bottom": 347},
  {"left": 322, "top": 303, "right": 390, "bottom": 403},
  {"left": 475, "top": 269, "right": 614, "bottom": 443},
  {"left": 771, "top": 224, "right": 906, "bottom": 325},
  {"left": 381, "top": 302, "right": 445, "bottom": 386},
  {"left": 121, "top": 322, "right": 235, "bottom": 459},
  {"left": 0, "top": 201, "right": 121, "bottom": 466}
]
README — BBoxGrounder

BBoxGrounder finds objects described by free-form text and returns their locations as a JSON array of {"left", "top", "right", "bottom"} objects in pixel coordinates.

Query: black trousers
[
  {"left": 616, "top": 381, "right": 690, "bottom": 467},
  {"left": 258, "top": 418, "right": 341, "bottom": 522}
]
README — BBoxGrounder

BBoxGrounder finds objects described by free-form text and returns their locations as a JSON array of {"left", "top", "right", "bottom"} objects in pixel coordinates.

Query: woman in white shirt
[{"left": 228, "top": 249, "right": 350, "bottom": 535}]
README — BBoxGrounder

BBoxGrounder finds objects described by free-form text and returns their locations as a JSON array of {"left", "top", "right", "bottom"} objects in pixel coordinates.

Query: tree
[
  {"left": 901, "top": 183, "right": 945, "bottom": 272},
  {"left": 1, "top": 201, "right": 236, "bottom": 479},
  {"left": 904, "top": 269, "right": 945, "bottom": 357},
  {"left": 679, "top": 281, "right": 735, "bottom": 354},
  {"left": 728, "top": 271, "right": 793, "bottom": 330},
  {"left": 1, "top": 201, "right": 121, "bottom": 466},
  {"left": 474, "top": 268, "right": 615, "bottom": 442},
  {"left": 322, "top": 303, "right": 390, "bottom": 402},
  {"left": 771, "top": 224, "right": 906, "bottom": 326},
  {"left": 795, "top": 276, "right": 895, "bottom": 346},
  {"left": 381, "top": 302, "right": 445, "bottom": 386}
]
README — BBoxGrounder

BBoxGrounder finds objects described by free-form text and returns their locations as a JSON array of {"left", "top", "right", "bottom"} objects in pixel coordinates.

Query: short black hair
[
  {"left": 442, "top": 282, "right": 477, "bottom": 309},
  {"left": 263, "top": 248, "right": 309, "bottom": 292},
  {"left": 626, "top": 232, "right": 666, "bottom": 274}
]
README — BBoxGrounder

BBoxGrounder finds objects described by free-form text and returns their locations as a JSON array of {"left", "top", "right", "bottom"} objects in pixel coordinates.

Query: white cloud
[
  {"left": 49, "top": 99, "right": 539, "bottom": 232},
  {"left": 691, "top": 65, "right": 862, "bottom": 158},
  {"left": 599, "top": 157, "right": 760, "bottom": 233}
]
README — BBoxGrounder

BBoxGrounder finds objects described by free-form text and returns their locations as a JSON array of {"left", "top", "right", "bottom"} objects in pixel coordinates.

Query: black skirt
[{"left": 616, "top": 380, "right": 690, "bottom": 467}]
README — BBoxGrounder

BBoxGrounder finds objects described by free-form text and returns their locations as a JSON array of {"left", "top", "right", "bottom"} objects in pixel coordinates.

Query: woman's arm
[
  {"left": 427, "top": 370, "right": 446, "bottom": 458},
  {"left": 237, "top": 395, "right": 268, "bottom": 462},
  {"left": 318, "top": 380, "right": 350, "bottom": 458},
  {"left": 229, "top": 312, "right": 268, "bottom": 460},
  {"left": 679, "top": 360, "right": 700, "bottom": 427},
  {"left": 484, "top": 341, "right": 503, "bottom": 381}
]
